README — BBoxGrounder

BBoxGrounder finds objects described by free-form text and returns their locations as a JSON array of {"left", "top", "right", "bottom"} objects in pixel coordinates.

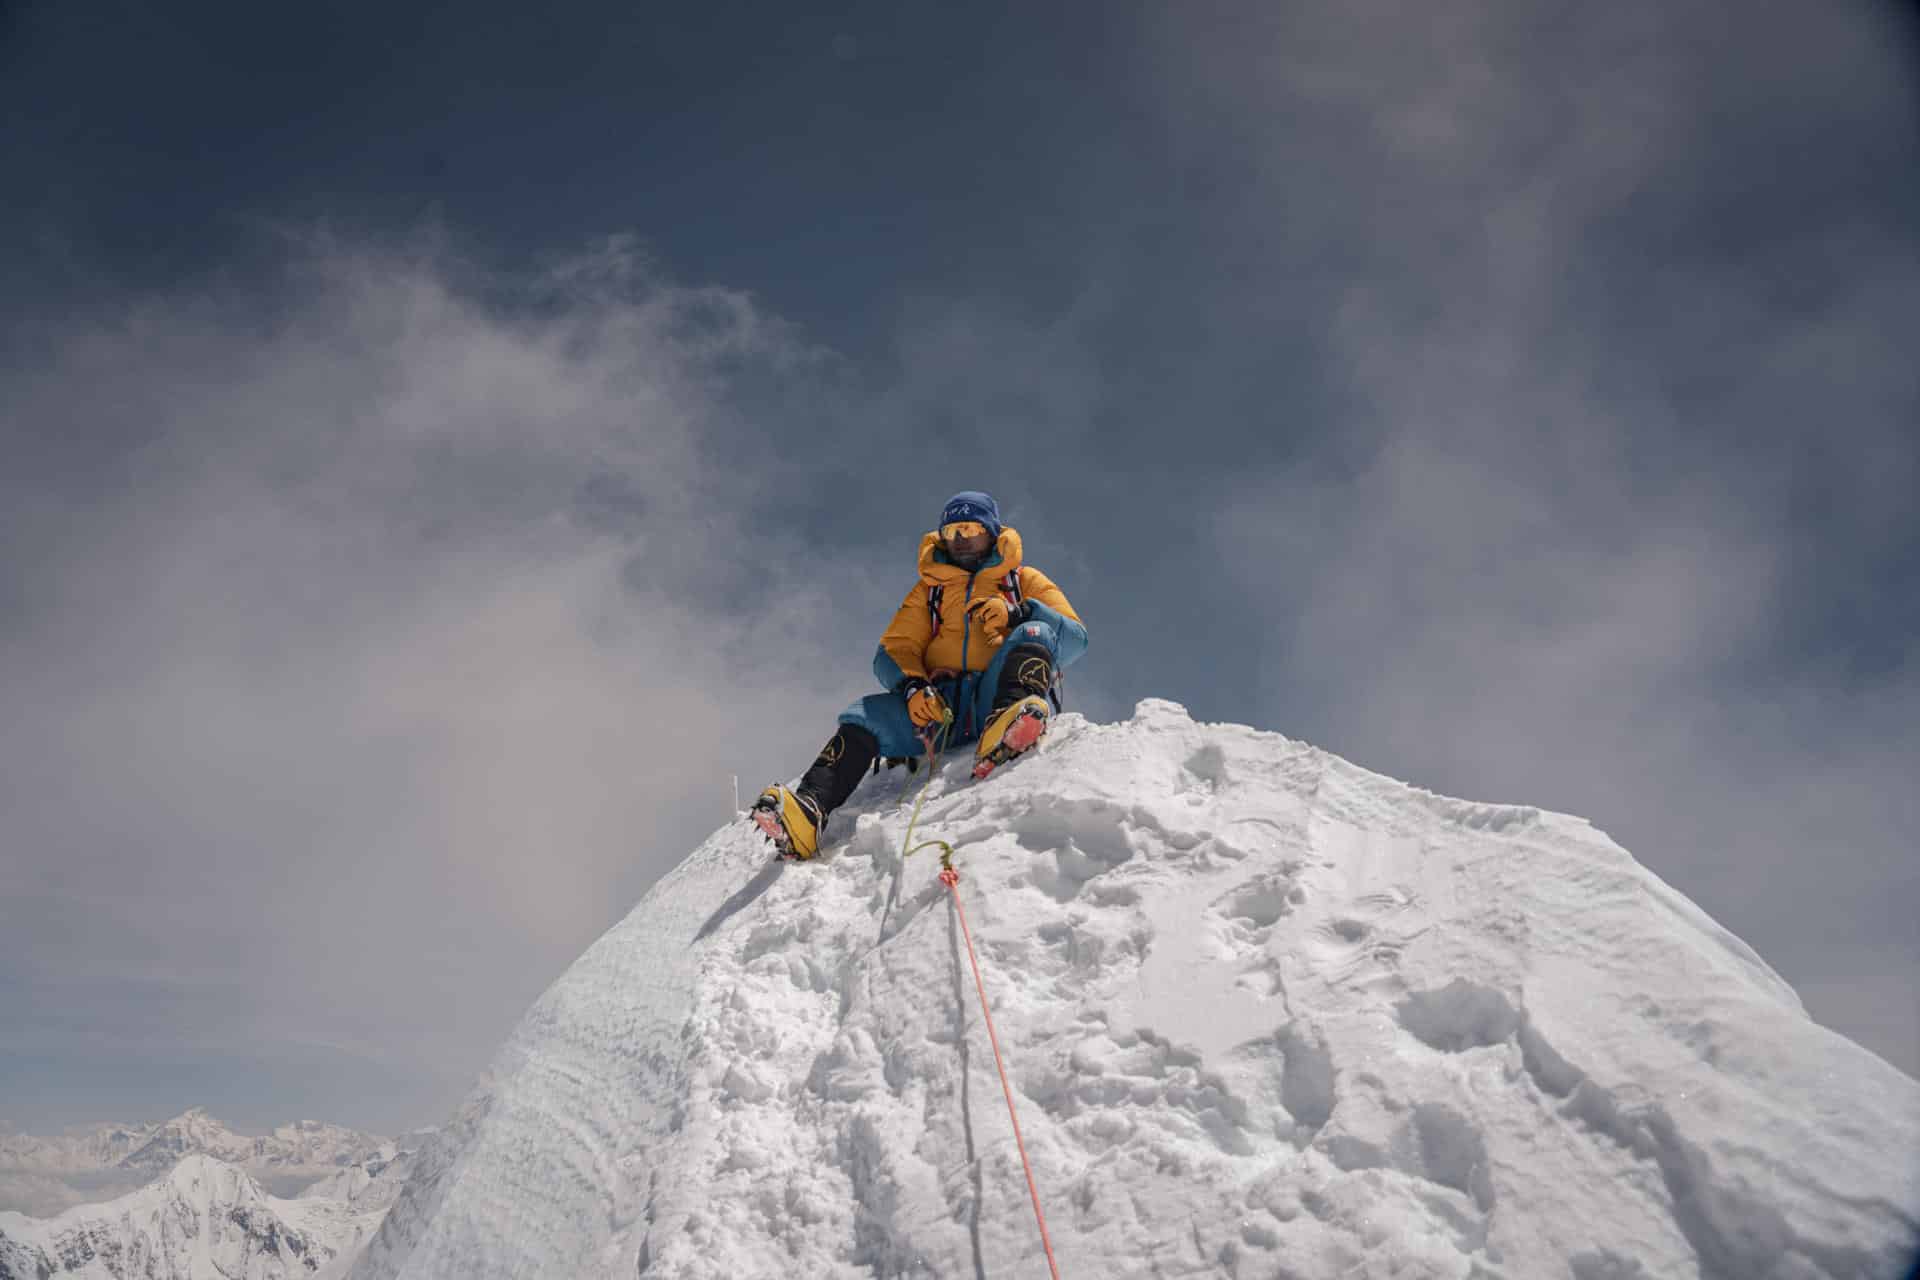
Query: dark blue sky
[
  {"left": 7, "top": 3, "right": 1137, "bottom": 341},
  {"left": 2, "top": 0, "right": 1916, "bottom": 1137}
]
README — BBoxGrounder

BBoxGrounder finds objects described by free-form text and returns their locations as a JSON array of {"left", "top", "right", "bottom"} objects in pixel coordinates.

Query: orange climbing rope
[
  {"left": 899, "top": 712, "right": 1061, "bottom": 1277},
  {"left": 939, "top": 860, "right": 1063, "bottom": 1280}
]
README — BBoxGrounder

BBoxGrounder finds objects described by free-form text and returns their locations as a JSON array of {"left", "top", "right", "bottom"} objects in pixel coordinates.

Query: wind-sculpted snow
[{"left": 353, "top": 698, "right": 1920, "bottom": 1278}]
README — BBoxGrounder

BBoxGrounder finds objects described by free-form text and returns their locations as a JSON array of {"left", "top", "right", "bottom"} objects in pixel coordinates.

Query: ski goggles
[{"left": 941, "top": 520, "right": 989, "bottom": 542}]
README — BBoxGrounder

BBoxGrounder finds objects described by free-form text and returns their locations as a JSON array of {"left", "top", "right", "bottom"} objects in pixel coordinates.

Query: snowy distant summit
[
  {"left": 114, "top": 1107, "right": 247, "bottom": 1174},
  {"left": 0, "top": 1109, "right": 394, "bottom": 1221},
  {"left": 116, "top": 1108, "right": 388, "bottom": 1179},
  {"left": 338, "top": 699, "right": 1918, "bottom": 1278},
  {"left": 296, "top": 1141, "right": 423, "bottom": 1213},
  {"left": 0, "top": 1121, "right": 158, "bottom": 1178},
  {"left": 0, "top": 1108, "right": 388, "bottom": 1182},
  {"left": 0, "top": 1153, "right": 387, "bottom": 1279}
]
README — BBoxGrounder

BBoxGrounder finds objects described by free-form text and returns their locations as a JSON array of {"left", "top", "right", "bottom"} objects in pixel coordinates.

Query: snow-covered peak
[
  {"left": 119, "top": 1110, "right": 244, "bottom": 1172},
  {"left": 0, "top": 1153, "right": 384, "bottom": 1279},
  {"left": 0, "top": 1121, "right": 162, "bottom": 1175},
  {"left": 152, "top": 1153, "right": 274, "bottom": 1218},
  {"left": 1, "top": 1109, "right": 391, "bottom": 1188},
  {"left": 349, "top": 700, "right": 1915, "bottom": 1276},
  {"left": 297, "top": 1142, "right": 419, "bottom": 1212}
]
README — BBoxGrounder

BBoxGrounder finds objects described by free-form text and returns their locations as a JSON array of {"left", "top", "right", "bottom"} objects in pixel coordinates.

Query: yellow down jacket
[{"left": 879, "top": 527, "right": 1082, "bottom": 680}]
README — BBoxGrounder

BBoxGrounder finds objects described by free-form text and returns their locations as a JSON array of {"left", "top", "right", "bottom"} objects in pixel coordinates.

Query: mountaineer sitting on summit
[{"left": 751, "top": 490, "right": 1089, "bottom": 860}]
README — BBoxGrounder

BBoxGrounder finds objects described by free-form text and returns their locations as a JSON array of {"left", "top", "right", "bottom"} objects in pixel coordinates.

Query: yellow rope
[{"left": 902, "top": 709, "right": 956, "bottom": 869}]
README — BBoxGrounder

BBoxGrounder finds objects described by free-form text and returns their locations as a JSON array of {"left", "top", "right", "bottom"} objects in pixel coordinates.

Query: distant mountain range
[
  {"left": 0, "top": 1152, "right": 401, "bottom": 1280},
  {"left": 0, "top": 1107, "right": 390, "bottom": 1183},
  {"left": 0, "top": 1108, "right": 429, "bottom": 1279}
]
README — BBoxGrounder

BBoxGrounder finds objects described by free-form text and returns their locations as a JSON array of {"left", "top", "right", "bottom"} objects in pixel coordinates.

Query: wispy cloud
[{"left": 0, "top": 231, "right": 864, "bottom": 1131}]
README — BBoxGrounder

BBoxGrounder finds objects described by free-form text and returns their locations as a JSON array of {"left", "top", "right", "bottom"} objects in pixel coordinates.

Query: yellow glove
[
  {"left": 966, "top": 596, "right": 1015, "bottom": 644},
  {"left": 901, "top": 678, "right": 950, "bottom": 731}
]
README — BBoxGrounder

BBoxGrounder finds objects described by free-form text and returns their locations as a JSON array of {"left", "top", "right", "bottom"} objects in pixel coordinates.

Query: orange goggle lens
[{"left": 942, "top": 520, "right": 988, "bottom": 542}]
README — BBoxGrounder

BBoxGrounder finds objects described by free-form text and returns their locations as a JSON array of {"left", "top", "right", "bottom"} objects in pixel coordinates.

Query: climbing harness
[{"left": 899, "top": 710, "right": 1063, "bottom": 1280}]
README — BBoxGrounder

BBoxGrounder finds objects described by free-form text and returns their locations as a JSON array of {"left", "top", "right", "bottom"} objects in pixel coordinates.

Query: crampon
[
  {"left": 750, "top": 805, "right": 797, "bottom": 859},
  {"left": 749, "top": 788, "right": 820, "bottom": 861},
  {"left": 971, "top": 700, "right": 1049, "bottom": 780}
]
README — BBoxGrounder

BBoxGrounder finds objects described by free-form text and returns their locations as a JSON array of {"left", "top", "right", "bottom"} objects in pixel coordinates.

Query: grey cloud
[
  {"left": 1155, "top": 0, "right": 1919, "bottom": 1074},
  {"left": 0, "top": 232, "right": 868, "bottom": 1132}
]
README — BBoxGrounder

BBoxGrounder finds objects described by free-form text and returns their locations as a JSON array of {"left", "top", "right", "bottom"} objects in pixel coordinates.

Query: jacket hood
[{"left": 918, "top": 527, "right": 1024, "bottom": 585}]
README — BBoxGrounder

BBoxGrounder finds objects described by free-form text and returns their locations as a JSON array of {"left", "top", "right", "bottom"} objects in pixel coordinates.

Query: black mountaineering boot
[
  {"left": 798, "top": 723, "right": 881, "bottom": 819},
  {"left": 973, "top": 646, "right": 1055, "bottom": 781},
  {"left": 751, "top": 724, "right": 881, "bottom": 860},
  {"left": 990, "top": 645, "right": 1054, "bottom": 715}
]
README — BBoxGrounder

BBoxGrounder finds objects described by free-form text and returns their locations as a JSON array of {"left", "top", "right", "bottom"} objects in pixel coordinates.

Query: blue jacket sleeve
[
  {"left": 872, "top": 645, "right": 909, "bottom": 691},
  {"left": 1020, "top": 598, "right": 1088, "bottom": 669}
]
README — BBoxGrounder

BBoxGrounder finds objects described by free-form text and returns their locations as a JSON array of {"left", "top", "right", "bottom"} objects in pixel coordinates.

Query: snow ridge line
[{"left": 348, "top": 700, "right": 1920, "bottom": 1279}]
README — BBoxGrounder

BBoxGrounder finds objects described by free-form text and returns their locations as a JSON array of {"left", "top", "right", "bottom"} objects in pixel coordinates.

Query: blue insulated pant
[{"left": 840, "top": 618, "right": 1062, "bottom": 759}]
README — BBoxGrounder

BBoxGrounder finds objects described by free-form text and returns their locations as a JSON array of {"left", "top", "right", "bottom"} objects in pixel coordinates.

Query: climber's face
[{"left": 942, "top": 521, "right": 992, "bottom": 566}]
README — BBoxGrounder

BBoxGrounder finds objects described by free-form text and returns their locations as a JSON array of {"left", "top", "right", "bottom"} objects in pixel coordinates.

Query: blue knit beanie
[{"left": 940, "top": 491, "right": 1002, "bottom": 540}]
